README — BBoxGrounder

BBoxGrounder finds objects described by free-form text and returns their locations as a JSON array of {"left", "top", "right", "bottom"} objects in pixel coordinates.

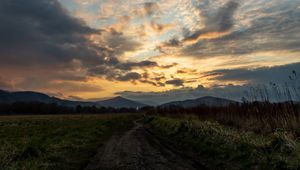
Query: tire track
[{"left": 85, "top": 120, "right": 206, "bottom": 170}]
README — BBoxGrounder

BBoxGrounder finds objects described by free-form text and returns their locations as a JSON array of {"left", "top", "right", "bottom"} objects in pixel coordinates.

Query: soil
[{"left": 85, "top": 119, "right": 206, "bottom": 170}]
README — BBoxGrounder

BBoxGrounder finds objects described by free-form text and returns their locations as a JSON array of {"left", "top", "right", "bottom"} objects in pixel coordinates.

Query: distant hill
[
  {"left": 0, "top": 90, "right": 55, "bottom": 103},
  {"left": 160, "top": 96, "right": 238, "bottom": 108},
  {"left": 96, "top": 96, "right": 147, "bottom": 108},
  {"left": 0, "top": 90, "right": 146, "bottom": 108},
  {"left": 0, "top": 90, "right": 95, "bottom": 107}
]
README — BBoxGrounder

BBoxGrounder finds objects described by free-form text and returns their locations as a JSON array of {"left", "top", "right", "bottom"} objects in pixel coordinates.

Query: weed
[{"left": 145, "top": 116, "right": 300, "bottom": 169}]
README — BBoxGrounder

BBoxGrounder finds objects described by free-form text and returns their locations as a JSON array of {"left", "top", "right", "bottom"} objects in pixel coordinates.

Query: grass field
[
  {"left": 2, "top": 113, "right": 299, "bottom": 170},
  {"left": 145, "top": 116, "right": 300, "bottom": 170},
  {"left": 0, "top": 114, "right": 137, "bottom": 170}
]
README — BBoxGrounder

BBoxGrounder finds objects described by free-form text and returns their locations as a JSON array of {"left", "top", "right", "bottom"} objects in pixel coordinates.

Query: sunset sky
[{"left": 0, "top": 0, "right": 299, "bottom": 104}]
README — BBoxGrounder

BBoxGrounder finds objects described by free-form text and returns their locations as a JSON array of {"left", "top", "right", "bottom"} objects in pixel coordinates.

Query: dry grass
[
  {"left": 145, "top": 116, "right": 300, "bottom": 169},
  {"left": 149, "top": 102, "right": 300, "bottom": 135}
]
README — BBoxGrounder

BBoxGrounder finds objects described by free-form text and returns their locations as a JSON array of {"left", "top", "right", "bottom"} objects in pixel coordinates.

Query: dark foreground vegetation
[
  {"left": 0, "top": 114, "right": 136, "bottom": 170},
  {"left": 2, "top": 100, "right": 300, "bottom": 135},
  {"left": 144, "top": 98, "right": 300, "bottom": 169},
  {"left": 147, "top": 101, "right": 300, "bottom": 134},
  {"left": 145, "top": 116, "right": 300, "bottom": 169},
  {"left": 0, "top": 102, "right": 139, "bottom": 115},
  {"left": 1, "top": 106, "right": 300, "bottom": 169}
]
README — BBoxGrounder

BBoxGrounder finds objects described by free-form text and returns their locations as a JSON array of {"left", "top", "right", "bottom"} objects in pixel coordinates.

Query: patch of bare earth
[{"left": 85, "top": 120, "right": 206, "bottom": 170}]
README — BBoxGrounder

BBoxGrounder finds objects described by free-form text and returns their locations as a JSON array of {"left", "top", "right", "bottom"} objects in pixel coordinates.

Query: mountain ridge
[
  {"left": 160, "top": 96, "right": 238, "bottom": 107},
  {"left": 0, "top": 90, "right": 147, "bottom": 108},
  {"left": 96, "top": 96, "right": 147, "bottom": 108}
]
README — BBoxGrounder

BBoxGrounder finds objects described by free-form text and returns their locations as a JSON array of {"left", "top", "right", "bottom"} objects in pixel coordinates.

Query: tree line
[{"left": 0, "top": 102, "right": 139, "bottom": 115}]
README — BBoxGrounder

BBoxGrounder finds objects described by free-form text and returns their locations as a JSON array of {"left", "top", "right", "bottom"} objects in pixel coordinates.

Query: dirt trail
[{"left": 85, "top": 120, "right": 206, "bottom": 170}]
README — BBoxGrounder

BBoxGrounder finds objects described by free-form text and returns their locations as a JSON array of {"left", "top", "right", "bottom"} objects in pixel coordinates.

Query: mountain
[
  {"left": 0, "top": 90, "right": 55, "bottom": 103},
  {"left": 0, "top": 90, "right": 95, "bottom": 107},
  {"left": 161, "top": 96, "right": 238, "bottom": 108},
  {"left": 0, "top": 90, "right": 147, "bottom": 108},
  {"left": 96, "top": 96, "right": 147, "bottom": 108}
]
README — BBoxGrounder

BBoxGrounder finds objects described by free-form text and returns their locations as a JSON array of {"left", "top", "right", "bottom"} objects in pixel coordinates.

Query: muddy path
[{"left": 85, "top": 119, "right": 206, "bottom": 170}]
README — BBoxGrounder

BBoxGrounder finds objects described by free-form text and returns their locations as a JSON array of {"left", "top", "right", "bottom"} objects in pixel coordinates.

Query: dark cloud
[
  {"left": 139, "top": 80, "right": 165, "bottom": 87},
  {"left": 207, "top": 62, "right": 300, "bottom": 84},
  {"left": 0, "top": 0, "right": 102, "bottom": 67},
  {"left": 116, "top": 72, "right": 142, "bottom": 81},
  {"left": 163, "top": 38, "right": 182, "bottom": 47},
  {"left": 182, "top": 2, "right": 300, "bottom": 57},
  {"left": 0, "top": 0, "right": 163, "bottom": 93},
  {"left": 87, "top": 60, "right": 174, "bottom": 85},
  {"left": 116, "top": 60, "right": 158, "bottom": 70},
  {"left": 177, "top": 68, "right": 197, "bottom": 74},
  {"left": 160, "top": 63, "right": 178, "bottom": 69},
  {"left": 105, "top": 31, "right": 142, "bottom": 56},
  {"left": 157, "top": 38, "right": 182, "bottom": 53},
  {"left": 165, "top": 79, "right": 184, "bottom": 86},
  {"left": 207, "top": 1, "right": 239, "bottom": 32},
  {"left": 158, "top": 0, "right": 299, "bottom": 58},
  {"left": 88, "top": 65, "right": 111, "bottom": 76},
  {"left": 158, "top": 1, "right": 240, "bottom": 54},
  {"left": 183, "top": 1, "right": 239, "bottom": 42},
  {"left": 143, "top": 2, "right": 160, "bottom": 16}
]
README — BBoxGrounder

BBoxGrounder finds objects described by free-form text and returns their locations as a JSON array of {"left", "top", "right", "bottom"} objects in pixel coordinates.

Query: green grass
[
  {"left": 0, "top": 114, "right": 137, "bottom": 170},
  {"left": 145, "top": 116, "right": 300, "bottom": 170}
]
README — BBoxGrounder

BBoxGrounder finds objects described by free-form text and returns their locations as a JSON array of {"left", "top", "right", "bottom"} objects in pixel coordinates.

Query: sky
[{"left": 0, "top": 0, "right": 299, "bottom": 104}]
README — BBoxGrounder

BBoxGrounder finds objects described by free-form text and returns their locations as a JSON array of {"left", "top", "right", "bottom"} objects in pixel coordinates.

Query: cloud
[
  {"left": 157, "top": 1, "right": 240, "bottom": 54},
  {"left": 0, "top": 0, "right": 103, "bottom": 67},
  {"left": 1, "top": 0, "right": 300, "bottom": 100},
  {"left": 206, "top": 1, "right": 239, "bottom": 32},
  {"left": 165, "top": 79, "right": 184, "bottom": 86},
  {"left": 177, "top": 68, "right": 197, "bottom": 74},
  {"left": 117, "top": 62, "right": 300, "bottom": 105},
  {"left": 163, "top": 38, "right": 182, "bottom": 47},
  {"left": 207, "top": 62, "right": 300, "bottom": 84},
  {"left": 158, "top": 0, "right": 300, "bottom": 59},
  {"left": 108, "top": 15, "right": 132, "bottom": 33},
  {"left": 156, "top": 37, "right": 182, "bottom": 54},
  {"left": 143, "top": 2, "right": 160, "bottom": 16},
  {"left": 183, "top": 5, "right": 300, "bottom": 57},
  {"left": 0, "top": 0, "right": 141, "bottom": 71},
  {"left": 183, "top": 1, "right": 239, "bottom": 43},
  {"left": 0, "top": 0, "right": 166, "bottom": 95},
  {"left": 115, "top": 72, "right": 142, "bottom": 81},
  {"left": 0, "top": 77, "right": 14, "bottom": 89},
  {"left": 116, "top": 60, "right": 158, "bottom": 70},
  {"left": 149, "top": 21, "right": 174, "bottom": 33},
  {"left": 104, "top": 31, "right": 142, "bottom": 56},
  {"left": 87, "top": 59, "right": 177, "bottom": 85},
  {"left": 160, "top": 63, "right": 178, "bottom": 69},
  {"left": 16, "top": 77, "right": 103, "bottom": 93}
]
